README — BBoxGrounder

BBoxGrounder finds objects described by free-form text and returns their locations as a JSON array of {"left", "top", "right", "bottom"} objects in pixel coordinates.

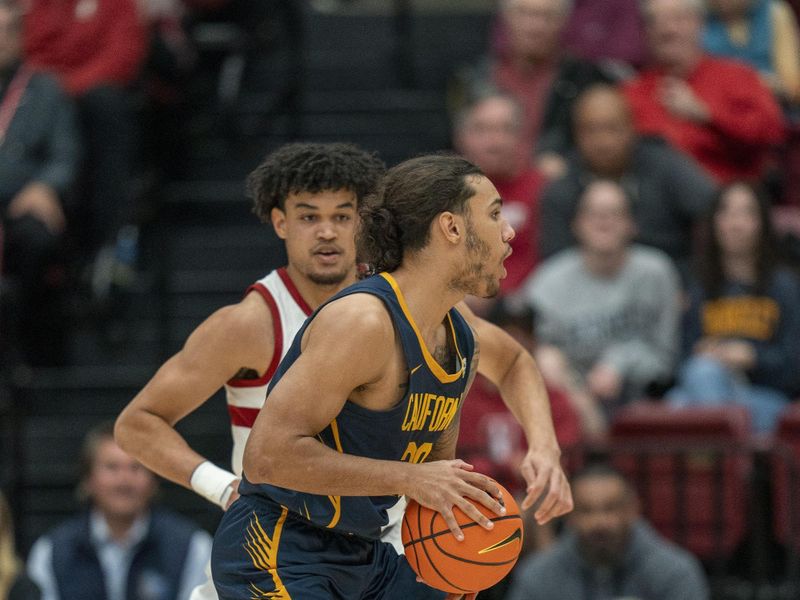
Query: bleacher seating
[
  {"left": 774, "top": 404, "right": 800, "bottom": 549},
  {"left": 608, "top": 402, "right": 752, "bottom": 564}
]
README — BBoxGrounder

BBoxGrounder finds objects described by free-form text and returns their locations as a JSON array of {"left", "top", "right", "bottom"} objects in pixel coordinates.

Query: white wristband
[{"left": 190, "top": 461, "right": 238, "bottom": 509}]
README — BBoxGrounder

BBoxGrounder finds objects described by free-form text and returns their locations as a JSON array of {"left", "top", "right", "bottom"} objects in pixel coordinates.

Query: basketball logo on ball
[{"left": 401, "top": 481, "right": 524, "bottom": 594}]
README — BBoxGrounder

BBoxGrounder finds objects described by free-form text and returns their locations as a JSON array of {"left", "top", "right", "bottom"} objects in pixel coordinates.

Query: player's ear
[
  {"left": 271, "top": 206, "right": 288, "bottom": 240},
  {"left": 437, "top": 211, "right": 462, "bottom": 244}
]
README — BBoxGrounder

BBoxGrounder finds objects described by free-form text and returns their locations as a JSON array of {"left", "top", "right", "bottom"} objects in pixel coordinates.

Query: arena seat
[
  {"left": 608, "top": 402, "right": 752, "bottom": 562},
  {"left": 773, "top": 404, "right": 800, "bottom": 549}
]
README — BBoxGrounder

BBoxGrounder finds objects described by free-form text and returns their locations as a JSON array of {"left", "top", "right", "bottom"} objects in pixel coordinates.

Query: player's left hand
[{"left": 518, "top": 445, "right": 573, "bottom": 524}]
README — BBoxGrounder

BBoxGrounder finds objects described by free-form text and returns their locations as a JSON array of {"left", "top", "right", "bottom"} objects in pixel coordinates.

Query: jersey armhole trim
[{"left": 226, "top": 283, "right": 283, "bottom": 388}]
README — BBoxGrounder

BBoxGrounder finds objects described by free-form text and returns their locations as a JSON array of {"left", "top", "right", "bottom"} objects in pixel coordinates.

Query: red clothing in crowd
[
  {"left": 492, "top": 57, "right": 559, "bottom": 157},
  {"left": 494, "top": 168, "right": 544, "bottom": 294},
  {"left": 624, "top": 55, "right": 785, "bottom": 182},
  {"left": 24, "top": 0, "right": 147, "bottom": 95}
]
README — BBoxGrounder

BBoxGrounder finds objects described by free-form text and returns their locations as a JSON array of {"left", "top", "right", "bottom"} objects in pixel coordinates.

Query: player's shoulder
[
  {"left": 194, "top": 290, "right": 275, "bottom": 347},
  {"left": 307, "top": 292, "right": 394, "bottom": 351},
  {"left": 317, "top": 292, "right": 392, "bottom": 331}
]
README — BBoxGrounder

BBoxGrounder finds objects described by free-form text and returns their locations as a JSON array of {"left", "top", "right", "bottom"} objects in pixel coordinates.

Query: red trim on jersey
[
  {"left": 227, "top": 405, "right": 260, "bottom": 428},
  {"left": 277, "top": 267, "right": 313, "bottom": 316},
  {"left": 225, "top": 283, "right": 283, "bottom": 388}
]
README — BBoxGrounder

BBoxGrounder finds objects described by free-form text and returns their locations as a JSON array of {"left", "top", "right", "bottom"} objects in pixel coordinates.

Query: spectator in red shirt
[
  {"left": 24, "top": 0, "right": 148, "bottom": 280},
  {"left": 624, "top": 0, "right": 785, "bottom": 183},
  {"left": 453, "top": 90, "right": 544, "bottom": 296},
  {"left": 24, "top": 0, "right": 146, "bottom": 96}
]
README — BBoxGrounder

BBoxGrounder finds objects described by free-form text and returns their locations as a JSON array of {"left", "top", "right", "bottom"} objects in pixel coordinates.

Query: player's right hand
[{"left": 406, "top": 459, "right": 506, "bottom": 541}]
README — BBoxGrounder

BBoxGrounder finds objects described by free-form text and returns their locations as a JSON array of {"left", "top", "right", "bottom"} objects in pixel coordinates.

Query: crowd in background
[
  {"left": 453, "top": 0, "right": 800, "bottom": 477},
  {"left": 3, "top": 0, "right": 800, "bottom": 598}
]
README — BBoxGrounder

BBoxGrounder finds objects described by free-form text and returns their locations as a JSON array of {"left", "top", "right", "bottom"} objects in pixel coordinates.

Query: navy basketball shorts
[{"left": 211, "top": 494, "right": 445, "bottom": 600}]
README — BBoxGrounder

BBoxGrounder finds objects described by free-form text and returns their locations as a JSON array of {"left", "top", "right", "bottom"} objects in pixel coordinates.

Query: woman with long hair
[
  {"left": 0, "top": 491, "right": 39, "bottom": 600},
  {"left": 667, "top": 181, "right": 800, "bottom": 432}
]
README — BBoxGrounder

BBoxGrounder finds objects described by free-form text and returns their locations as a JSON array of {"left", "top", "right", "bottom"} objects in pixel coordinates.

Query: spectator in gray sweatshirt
[
  {"left": 519, "top": 179, "right": 680, "bottom": 435},
  {"left": 506, "top": 463, "right": 709, "bottom": 600}
]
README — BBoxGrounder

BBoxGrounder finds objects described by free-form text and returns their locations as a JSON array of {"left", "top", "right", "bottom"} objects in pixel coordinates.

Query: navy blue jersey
[{"left": 238, "top": 272, "right": 475, "bottom": 540}]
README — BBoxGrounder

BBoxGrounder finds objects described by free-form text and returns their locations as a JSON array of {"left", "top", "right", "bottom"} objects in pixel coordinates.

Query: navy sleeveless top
[{"left": 239, "top": 272, "right": 476, "bottom": 540}]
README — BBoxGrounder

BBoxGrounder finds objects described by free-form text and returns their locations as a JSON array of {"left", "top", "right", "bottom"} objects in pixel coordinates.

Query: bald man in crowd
[
  {"left": 539, "top": 84, "right": 716, "bottom": 279},
  {"left": 624, "top": 0, "right": 784, "bottom": 183}
]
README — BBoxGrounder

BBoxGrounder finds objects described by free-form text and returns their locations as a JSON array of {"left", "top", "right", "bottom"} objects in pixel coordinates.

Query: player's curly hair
[
  {"left": 248, "top": 142, "right": 386, "bottom": 222},
  {"left": 358, "top": 154, "right": 483, "bottom": 274}
]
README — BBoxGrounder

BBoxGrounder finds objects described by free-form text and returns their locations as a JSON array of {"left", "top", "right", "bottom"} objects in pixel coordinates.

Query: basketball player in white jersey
[{"left": 115, "top": 143, "right": 571, "bottom": 599}]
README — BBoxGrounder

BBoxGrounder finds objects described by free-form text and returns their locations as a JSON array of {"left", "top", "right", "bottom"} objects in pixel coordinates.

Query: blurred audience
[
  {"left": 453, "top": 0, "right": 610, "bottom": 181},
  {"left": 27, "top": 422, "right": 211, "bottom": 600},
  {"left": 452, "top": 90, "right": 544, "bottom": 296},
  {"left": 137, "top": 0, "right": 197, "bottom": 185},
  {"left": 506, "top": 463, "right": 709, "bottom": 600},
  {"left": 704, "top": 0, "right": 800, "bottom": 106},
  {"left": 520, "top": 180, "right": 681, "bottom": 436},
  {"left": 561, "top": 0, "right": 647, "bottom": 73},
  {"left": 23, "top": 0, "right": 148, "bottom": 287},
  {"left": 667, "top": 182, "right": 800, "bottom": 433},
  {"left": 0, "top": 491, "right": 40, "bottom": 600},
  {"left": 624, "top": 0, "right": 785, "bottom": 182},
  {"left": 0, "top": 0, "right": 81, "bottom": 366},
  {"left": 539, "top": 84, "right": 716, "bottom": 278}
]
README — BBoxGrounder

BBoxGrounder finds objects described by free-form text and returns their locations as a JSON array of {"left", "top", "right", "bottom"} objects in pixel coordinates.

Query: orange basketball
[{"left": 401, "top": 482, "right": 524, "bottom": 595}]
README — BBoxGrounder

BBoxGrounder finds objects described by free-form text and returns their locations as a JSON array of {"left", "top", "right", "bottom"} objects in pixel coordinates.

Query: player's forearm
[
  {"left": 497, "top": 350, "right": 560, "bottom": 451},
  {"left": 243, "top": 434, "right": 415, "bottom": 497},
  {"left": 115, "top": 406, "right": 209, "bottom": 488}
]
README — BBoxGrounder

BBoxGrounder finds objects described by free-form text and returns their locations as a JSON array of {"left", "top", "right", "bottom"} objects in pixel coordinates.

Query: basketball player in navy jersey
[
  {"left": 210, "top": 155, "right": 573, "bottom": 600},
  {"left": 116, "top": 144, "right": 570, "bottom": 599}
]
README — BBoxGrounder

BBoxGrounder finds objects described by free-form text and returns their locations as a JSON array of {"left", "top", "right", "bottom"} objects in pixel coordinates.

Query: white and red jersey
[{"left": 224, "top": 267, "right": 312, "bottom": 477}]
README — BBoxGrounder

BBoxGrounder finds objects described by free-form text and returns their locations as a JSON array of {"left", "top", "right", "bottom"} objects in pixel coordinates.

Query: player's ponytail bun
[
  {"left": 358, "top": 192, "right": 403, "bottom": 274},
  {"left": 356, "top": 154, "right": 483, "bottom": 275}
]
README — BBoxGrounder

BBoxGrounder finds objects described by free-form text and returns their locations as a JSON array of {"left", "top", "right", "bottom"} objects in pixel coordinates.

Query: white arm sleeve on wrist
[{"left": 190, "top": 461, "right": 238, "bottom": 509}]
